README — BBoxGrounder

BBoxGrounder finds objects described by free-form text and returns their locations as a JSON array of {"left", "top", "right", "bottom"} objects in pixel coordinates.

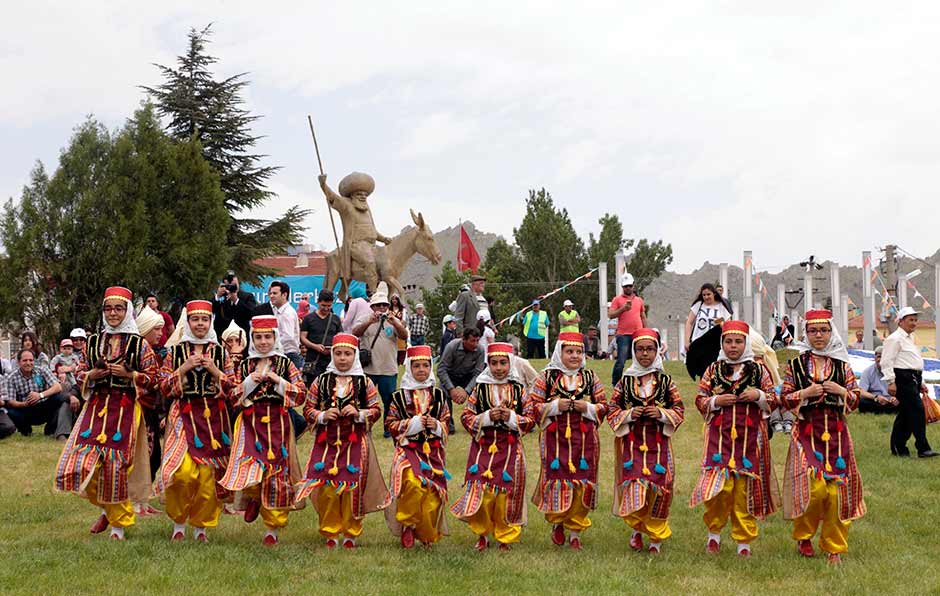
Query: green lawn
[{"left": 2, "top": 359, "right": 939, "bottom": 595}]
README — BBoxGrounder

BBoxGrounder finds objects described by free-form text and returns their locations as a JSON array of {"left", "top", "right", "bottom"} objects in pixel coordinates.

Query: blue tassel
[
  {"left": 550, "top": 458, "right": 560, "bottom": 470},
  {"left": 579, "top": 458, "right": 589, "bottom": 471},
  {"left": 346, "top": 464, "right": 359, "bottom": 474},
  {"left": 314, "top": 461, "right": 325, "bottom": 471},
  {"left": 194, "top": 436, "right": 204, "bottom": 449},
  {"left": 80, "top": 428, "right": 91, "bottom": 439},
  {"left": 111, "top": 431, "right": 122, "bottom": 442},
  {"left": 420, "top": 477, "right": 428, "bottom": 486},
  {"left": 281, "top": 446, "right": 289, "bottom": 458},
  {"left": 742, "top": 457, "right": 753, "bottom": 469},
  {"left": 419, "top": 461, "right": 432, "bottom": 471},
  {"left": 712, "top": 453, "right": 722, "bottom": 463},
  {"left": 813, "top": 450, "right": 824, "bottom": 462},
  {"left": 502, "top": 470, "right": 513, "bottom": 482},
  {"left": 443, "top": 468, "right": 453, "bottom": 480},
  {"left": 254, "top": 440, "right": 263, "bottom": 452},
  {"left": 835, "top": 456, "right": 846, "bottom": 470},
  {"left": 654, "top": 463, "right": 666, "bottom": 474},
  {"left": 221, "top": 431, "right": 231, "bottom": 446},
  {"left": 469, "top": 463, "right": 479, "bottom": 474},
  {"left": 623, "top": 460, "right": 634, "bottom": 470}
]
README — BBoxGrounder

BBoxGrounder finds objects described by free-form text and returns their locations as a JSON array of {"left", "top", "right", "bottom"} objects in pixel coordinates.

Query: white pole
[
  {"left": 719, "top": 263, "right": 729, "bottom": 298},
  {"left": 753, "top": 293, "right": 762, "bottom": 336},
  {"left": 830, "top": 262, "right": 842, "bottom": 340},
  {"left": 660, "top": 326, "right": 670, "bottom": 360},
  {"left": 841, "top": 294, "right": 850, "bottom": 343},
  {"left": 732, "top": 301, "right": 740, "bottom": 321},
  {"left": 777, "top": 283, "right": 786, "bottom": 322},
  {"left": 615, "top": 250, "right": 626, "bottom": 283},
  {"left": 863, "top": 251, "right": 874, "bottom": 350},
  {"left": 804, "top": 269, "right": 813, "bottom": 314},
  {"left": 898, "top": 274, "right": 909, "bottom": 310},
  {"left": 677, "top": 321, "right": 685, "bottom": 362},
  {"left": 598, "top": 261, "right": 609, "bottom": 354},
  {"left": 743, "top": 251, "right": 753, "bottom": 325}
]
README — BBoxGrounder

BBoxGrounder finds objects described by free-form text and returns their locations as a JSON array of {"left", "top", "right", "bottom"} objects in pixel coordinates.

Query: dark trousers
[
  {"left": 285, "top": 352, "right": 309, "bottom": 437},
  {"left": 859, "top": 397, "right": 898, "bottom": 414},
  {"left": 612, "top": 334, "right": 633, "bottom": 385},
  {"left": 891, "top": 369, "right": 932, "bottom": 455},
  {"left": 0, "top": 411, "right": 15, "bottom": 439},
  {"left": 368, "top": 374, "right": 399, "bottom": 436},
  {"left": 6, "top": 393, "right": 72, "bottom": 438},
  {"left": 526, "top": 337, "right": 546, "bottom": 359},
  {"left": 411, "top": 335, "right": 426, "bottom": 346},
  {"left": 446, "top": 372, "right": 476, "bottom": 433}
]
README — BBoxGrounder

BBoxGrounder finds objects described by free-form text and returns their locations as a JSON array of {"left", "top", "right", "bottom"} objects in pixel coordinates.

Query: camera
[
  {"left": 379, "top": 313, "right": 388, "bottom": 323},
  {"left": 221, "top": 283, "right": 238, "bottom": 293}
]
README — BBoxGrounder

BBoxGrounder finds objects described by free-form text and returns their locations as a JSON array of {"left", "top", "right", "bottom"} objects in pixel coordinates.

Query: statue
[{"left": 319, "top": 172, "right": 442, "bottom": 299}]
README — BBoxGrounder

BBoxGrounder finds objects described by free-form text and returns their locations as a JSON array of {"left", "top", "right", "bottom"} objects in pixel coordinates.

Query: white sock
[
  {"left": 569, "top": 531, "right": 580, "bottom": 541},
  {"left": 631, "top": 531, "right": 642, "bottom": 540},
  {"left": 194, "top": 527, "right": 206, "bottom": 540},
  {"left": 110, "top": 527, "right": 124, "bottom": 540},
  {"left": 737, "top": 543, "right": 750, "bottom": 554},
  {"left": 649, "top": 541, "right": 662, "bottom": 552},
  {"left": 343, "top": 537, "right": 355, "bottom": 546},
  {"left": 708, "top": 532, "right": 721, "bottom": 544},
  {"left": 173, "top": 523, "right": 186, "bottom": 536},
  {"left": 265, "top": 529, "right": 278, "bottom": 539}
]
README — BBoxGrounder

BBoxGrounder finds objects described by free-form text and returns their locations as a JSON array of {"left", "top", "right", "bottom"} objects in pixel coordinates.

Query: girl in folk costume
[
  {"left": 780, "top": 310, "right": 864, "bottom": 564},
  {"left": 296, "top": 333, "right": 387, "bottom": 549},
  {"left": 383, "top": 344, "right": 452, "bottom": 549},
  {"left": 607, "top": 328, "right": 684, "bottom": 554},
  {"left": 134, "top": 306, "right": 167, "bottom": 517},
  {"left": 155, "top": 300, "right": 234, "bottom": 542},
  {"left": 219, "top": 315, "right": 306, "bottom": 546},
  {"left": 526, "top": 332, "right": 606, "bottom": 550},
  {"left": 451, "top": 342, "right": 534, "bottom": 552},
  {"left": 690, "top": 320, "right": 779, "bottom": 557},
  {"left": 55, "top": 287, "right": 161, "bottom": 541}
]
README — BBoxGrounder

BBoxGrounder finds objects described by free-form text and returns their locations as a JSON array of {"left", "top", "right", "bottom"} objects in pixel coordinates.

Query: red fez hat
[
  {"left": 721, "top": 320, "right": 750, "bottom": 336},
  {"left": 558, "top": 331, "right": 583, "bottom": 345},
  {"left": 186, "top": 300, "right": 213, "bottom": 317},
  {"left": 332, "top": 333, "right": 359, "bottom": 350},
  {"left": 406, "top": 345, "right": 432, "bottom": 360},
  {"left": 633, "top": 328, "right": 660, "bottom": 344},
  {"left": 805, "top": 309, "right": 833, "bottom": 324},
  {"left": 487, "top": 342, "right": 513, "bottom": 357},
  {"left": 250, "top": 315, "right": 278, "bottom": 332},
  {"left": 103, "top": 286, "right": 133, "bottom": 304}
]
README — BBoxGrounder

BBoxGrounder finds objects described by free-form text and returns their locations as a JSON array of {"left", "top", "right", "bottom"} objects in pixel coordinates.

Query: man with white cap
[
  {"left": 558, "top": 299, "right": 581, "bottom": 334},
  {"left": 881, "top": 306, "right": 938, "bottom": 457},
  {"left": 607, "top": 273, "right": 648, "bottom": 385},
  {"left": 408, "top": 303, "right": 430, "bottom": 347},
  {"left": 439, "top": 315, "right": 458, "bottom": 355},
  {"left": 69, "top": 328, "right": 89, "bottom": 368}
]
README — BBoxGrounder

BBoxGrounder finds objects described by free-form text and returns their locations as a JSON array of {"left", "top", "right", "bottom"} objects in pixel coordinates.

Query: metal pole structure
[
  {"left": 885, "top": 244, "right": 898, "bottom": 332},
  {"left": 830, "top": 262, "right": 842, "bottom": 339},
  {"left": 753, "top": 293, "right": 762, "bottom": 336},
  {"left": 863, "top": 251, "right": 874, "bottom": 350},
  {"left": 677, "top": 321, "right": 685, "bottom": 362},
  {"left": 935, "top": 262, "right": 940, "bottom": 358},
  {"left": 777, "top": 283, "right": 786, "bottom": 322},
  {"left": 804, "top": 268, "right": 814, "bottom": 313},
  {"left": 743, "top": 251, "right": 753, "bottom": 325},
  {"left": 841, "top": 294, "right": 850, "bottom": 344},
  {"left": 898, "top": 273, "right": 908, "bottom": 310},
  {"left": 719, "top": 263, "right": 729, "bottom": 298},
  {"left": 615, "top": 250, "right": 626, "bottom": 284},
  {"left": 598, "top": 261, "right": 609, "bottom": 354},
  {"left": 732, "top": 301, "right": 740, "bottom": 322},
  {"left": 660, "top": 327, "right": 670, "bottom": 360}
]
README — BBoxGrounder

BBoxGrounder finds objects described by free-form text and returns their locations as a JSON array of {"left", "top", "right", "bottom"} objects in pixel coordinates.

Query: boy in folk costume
[
  {"left": 384, "top": 344, "right": 452, "bottom": 549},
  {"left": 55, "top": 287, "right": 160, "bottom": 541},
  {"left": 607, "top": 328, "right": 684, "bottom": 554},
  {"left": 155, "top": 300, "right": 234, "bottom": 542},
  {"left": 526, "top": 332, "right": 606, "bottom": 550},
  {"left": 690, "top": 320, "right": 779, "bottom": 557},
  {"left": 780, "top": 310, "right": 864, "bottom": 564},
  {"left": 220, "top": 315, "right": 306, "bottom": 546},
  {"left": 296, "top": 333, "right": 387, "bottom": 549},
  {"left": 451, "top": 342, "right": 534, "bottom": 552}
]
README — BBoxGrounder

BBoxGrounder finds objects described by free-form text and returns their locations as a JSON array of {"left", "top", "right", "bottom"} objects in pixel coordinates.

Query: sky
[{"left": 3, "top": 1, "right": 940, "bottom": 274}]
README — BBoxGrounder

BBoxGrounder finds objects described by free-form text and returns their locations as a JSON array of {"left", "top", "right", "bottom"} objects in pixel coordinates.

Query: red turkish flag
[{"left": 457, "top": 225, "right": 481, "bottom": 273}]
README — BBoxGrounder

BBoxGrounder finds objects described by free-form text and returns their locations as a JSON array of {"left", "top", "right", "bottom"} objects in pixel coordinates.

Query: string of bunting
[{"left": 496, "top": 267, "right": 598, "bottom": 329}]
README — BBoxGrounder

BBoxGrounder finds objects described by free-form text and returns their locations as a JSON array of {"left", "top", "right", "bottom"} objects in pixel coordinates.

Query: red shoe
[
  {"left": 569, "top": 537, "right": 582, "bottom": 551},
  {"left": 706, "top": 539, "right": 720, "bottom": 554},
  {"left": 342, "top": 538, "right": 356, "bottom": 549},
  {"left": 146, "top": 505, "right": 162, "bottom": 515},
  {"left": 648, "top": 544, "right": 661, "bottom": 555},
  {"left": 90, "top": 514, "right": 109, "bottom": 534},
  {"left": 262, "top": 533, "right": 278, "bottom": 547},
  {"left": 195, "top": 532, "right": 208, "bottom": 543},
  {"left": 629, "top": 533, "right": 643, "bottom": 551},
  {"left": 401, "top": 526, "right": 415, "bottom": 549},
  {"left": 474, "top": 536, "right": 488, "bottom": 552},
  {"left": 738, "top": 547, "right": 752, "bottom": 558},
  {"left": 498, "top": 542, "right": 512, "bottom": 552},
  {"left": 827, "top": 553, "right": 842, "bottom": 565},
  {"left": 551, "top": 524, "right": 566, "bottom": 546},
  {"left": 244, "top": 500, "right": 260, "bottom": 524},
  {"left": 171, "top": 530, "right": 185, "bottom": 542},
  {"left": 797, "top": 539, "right": 815, "bottom": 558},
  {"left": 110, "top": 532, "right": 124, "bottom": 541},
  {"left": 325, "top": 538, "right": 338, "bottom": 549}
]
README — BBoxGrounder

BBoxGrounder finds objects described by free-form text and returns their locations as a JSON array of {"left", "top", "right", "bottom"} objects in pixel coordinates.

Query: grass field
[{"left": 2, "top": 359, "right": 939, "bottom": 595}]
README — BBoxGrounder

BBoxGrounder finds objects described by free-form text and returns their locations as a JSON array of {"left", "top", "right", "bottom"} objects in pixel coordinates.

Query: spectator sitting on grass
[
  {"left": 50, "top": 339, "right": 81, "bottom": 392},
  {"left": 1, "top": 349, "right": 71, "bottom": 439}
]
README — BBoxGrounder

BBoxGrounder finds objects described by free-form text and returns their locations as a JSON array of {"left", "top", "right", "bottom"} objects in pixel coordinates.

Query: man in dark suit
[{"left": 212, "top": 272, "right": 258, "bottom": 339}]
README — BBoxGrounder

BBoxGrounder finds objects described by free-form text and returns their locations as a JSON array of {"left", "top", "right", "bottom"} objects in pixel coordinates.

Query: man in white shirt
[
  {"left": 261, "top": 280, "right": 303, "bottom": 369},
  {"left": 881, "top": 307, "right": 938, "bottom": 458}
]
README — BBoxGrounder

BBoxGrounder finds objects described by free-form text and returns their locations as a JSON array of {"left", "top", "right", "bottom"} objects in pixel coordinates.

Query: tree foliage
[{"left": 142, "top": 25, "right": 308, "bottom": 282}]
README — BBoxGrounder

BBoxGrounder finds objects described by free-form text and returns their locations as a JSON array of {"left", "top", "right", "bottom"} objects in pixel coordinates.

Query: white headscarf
[
  {"left": 400, "top": 355, "right": 435, "bottom": 390},
  {"left": 543, "top": 338, "right": 584, "bottom": 376},
  {"left": 796, "top": 318, "right": 850, "bottom": 364},
  {"left": 717, "top": 331, "right": 755, "bottom": 365},
  {"left": 135, "top": 306, "right": 164, "bottom": 338},
  {"left": 750, "top": 330, "right": 782, "bottom": 385},
  {"left": 325, "top": 343, "right": 365, "bottom": 377},
  {"left": 622, "top": 334, "right": 664, "bottom": 377},
  {"left": 247, "top": 325, "right": 285, "bottom": 360},
  {"left": 103, "top": 299, "right": 139, "bottom": 335},
  {"left": 476, "top": 353, "right": 522, "bottom": 385},
  {"left": 164, "top": 307, "right": 186, "bottom": 349},
  {"left": 180, "top": 311, "right": 219, "bottom": 346}
]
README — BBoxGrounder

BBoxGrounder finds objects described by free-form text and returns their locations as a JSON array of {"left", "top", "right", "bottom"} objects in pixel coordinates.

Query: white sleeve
[
  {"left": 506, "top": 411, "right": 520, "bottom": 431},
  {"left": 403, "top": 415, "right": 424, "bottom": 435},
  {"left": 581, "top": 403, "right": 598, "bottom": 422}
]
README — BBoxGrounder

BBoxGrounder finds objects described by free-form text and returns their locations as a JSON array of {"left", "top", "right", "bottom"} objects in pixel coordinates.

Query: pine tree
[{"left": 142, "top": 25, "right": 308, "bottom": 281}]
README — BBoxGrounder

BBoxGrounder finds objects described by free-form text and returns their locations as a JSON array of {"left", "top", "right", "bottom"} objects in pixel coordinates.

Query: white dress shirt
[
  {"left": 273, "top": 301, "right": 301, "bottom": 354},
  {"left": 881, "top": 327, "right": 924, "bottom": 382}
]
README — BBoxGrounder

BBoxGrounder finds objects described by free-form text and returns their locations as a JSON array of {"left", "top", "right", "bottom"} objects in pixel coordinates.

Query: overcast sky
[{"left": 3, "top": 2, "right": 939, "bottom": 273}]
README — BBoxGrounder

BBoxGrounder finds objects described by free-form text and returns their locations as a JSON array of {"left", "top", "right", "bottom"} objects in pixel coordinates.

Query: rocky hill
[{"left": 399, "top": 220, "right": 500, "bottom": 293}]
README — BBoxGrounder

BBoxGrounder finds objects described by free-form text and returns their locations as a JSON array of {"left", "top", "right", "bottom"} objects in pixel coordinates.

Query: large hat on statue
[{"left": 338, "top": 172, "right": 375, "bottom": 197}]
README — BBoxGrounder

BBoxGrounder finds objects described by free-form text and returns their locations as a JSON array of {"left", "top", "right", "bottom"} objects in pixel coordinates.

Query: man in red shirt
[{"left": 607, "top": 273, "right": 647, "bottom": 384}]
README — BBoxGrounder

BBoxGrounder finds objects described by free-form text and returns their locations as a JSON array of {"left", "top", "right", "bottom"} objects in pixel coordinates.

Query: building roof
[{"left": 255, "top": 252, "right": 328, "bottom": 276}]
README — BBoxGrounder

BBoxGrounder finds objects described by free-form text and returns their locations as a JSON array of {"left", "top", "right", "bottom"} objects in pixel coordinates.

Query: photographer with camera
[
  {"left": 212, "top": 271, "right": 258, "bottom": 341},
  {"left": 351, "top": 282, "right": 407, "bottom": 438}
]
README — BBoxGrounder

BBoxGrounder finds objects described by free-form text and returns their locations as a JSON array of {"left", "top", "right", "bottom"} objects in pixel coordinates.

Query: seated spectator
[
  {"left": 771, "top": 316, "right": 795, "bottom": 349},
  {"left": 1, "top": 349, "right": 73, "bottom": 439},
  {"left": 50, "top": 339, "right": 81, "bottom": 392},
  {"left": 69, "top": 328, "right": 89, "bottom": 367},
  {"left": 851, "top": 329, "right": 865, "bottom": 350},
  {"left": 858, "top": 346, "right": 899, "bottom": 414},
  {"left": 583, "top": 325, "right": 605, "bottom": 359},
  {"left": 20, "top": 331, "right": 50, "bottom": 369}
]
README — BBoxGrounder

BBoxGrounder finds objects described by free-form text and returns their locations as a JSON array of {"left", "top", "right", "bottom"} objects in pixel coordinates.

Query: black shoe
[
  {"left": 892, "top": 451, "right": 912, "bottom": 457},
  {"left": 917, "top": 450, "right": 940, "bottom": 458}
]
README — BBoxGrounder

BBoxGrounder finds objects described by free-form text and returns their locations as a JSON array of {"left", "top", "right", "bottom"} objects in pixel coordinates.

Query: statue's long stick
[{"left": 307, "top": 115, "right": 341, "bottom": 253}]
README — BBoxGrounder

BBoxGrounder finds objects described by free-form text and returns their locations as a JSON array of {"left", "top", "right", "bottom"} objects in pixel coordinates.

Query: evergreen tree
[{"left": 142, "top": 25, "right": 308, "bottom": 281}]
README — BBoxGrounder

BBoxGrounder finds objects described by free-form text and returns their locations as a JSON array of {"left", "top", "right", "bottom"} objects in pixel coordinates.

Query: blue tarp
[{"left": 240, "top": 275, "right": 365, "bottom": 316}]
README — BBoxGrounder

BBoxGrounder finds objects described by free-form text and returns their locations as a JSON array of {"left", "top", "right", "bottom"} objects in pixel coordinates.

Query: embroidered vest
[
  {"left": 314, "top": 372, "right": 370, "bottom": 410},
  {"left": 790, "top": 352, "right": 847, "bottom": 408},
  {"left": 544, "top": 369, "right": 597, "bottom": 402},
  {"left": 170, "top": 343, "right": 225, "bottom": 399},
  {"left": 618, "top": 371, "right": 673, "bottom": 408},
  {"left": 239, "top": 355, "right": 291, "bottom": 402},
  {"left": 86, "top": 333, "right": 143, "bottom": 390}
]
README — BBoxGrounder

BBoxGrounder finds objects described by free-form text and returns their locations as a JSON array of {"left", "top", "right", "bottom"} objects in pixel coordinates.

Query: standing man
[
  {"left": 2, "top": 349, "right": 68, "bottom": 438},
  {"left": 408, "top": 303, "right": 430, "bottom": 346},
  {"left": 300, "top": 290, "right": 343, "bottom": 384},
  {"left": 145, "top": 293, "right": 176, "bottom": 358},
  {"left": 881, "top": 307, "right": 939, "bottom": 458},
  {"left": 558, "top": 299, "right": 581, "bottom": 333},
  {"left": 522, "top": 300, "right": 550, "bottom": 359},
  {"left": 454, "top": 275, "right": 488, "bottom": 335},
  {"left": 212, "top": 271, "right": 258, "bottom": 339},
  {"left": 436, "top": 327, "right": 485, "bottom": 434},
  {"left": 608, "top": 273, "right": 647, "bottom": 385}
]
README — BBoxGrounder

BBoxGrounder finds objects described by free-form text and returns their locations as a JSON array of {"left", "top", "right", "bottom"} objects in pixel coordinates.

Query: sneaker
[
  {"left": 244, "top": 499, "right": 260, "bottom": 524},
  {"left": 706, "top": 538, "right": 720, "bottom": 554},
  {"left": 782, "top": 422, "right": 794, "bottom": 434},
  {"left": 772, "top": 423, "right": 785, "bottom": 434},
  {"left": 401, "top": 526, "right": 415, "bottom": 549},
  {"left": 797, "top": 539, "right": 815, "bottom": 558},
  {"left": 90, "top": 514, "right": 109, "bottom": 534},
  {"left": 551, "top": 524, "right": 566, "bottom": 546},
  {"left": 629, "top": 533, "right": 643, "bottom": 551},
  {"left": 475, "top": 536, "right": 488, "bottom": 552}
]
